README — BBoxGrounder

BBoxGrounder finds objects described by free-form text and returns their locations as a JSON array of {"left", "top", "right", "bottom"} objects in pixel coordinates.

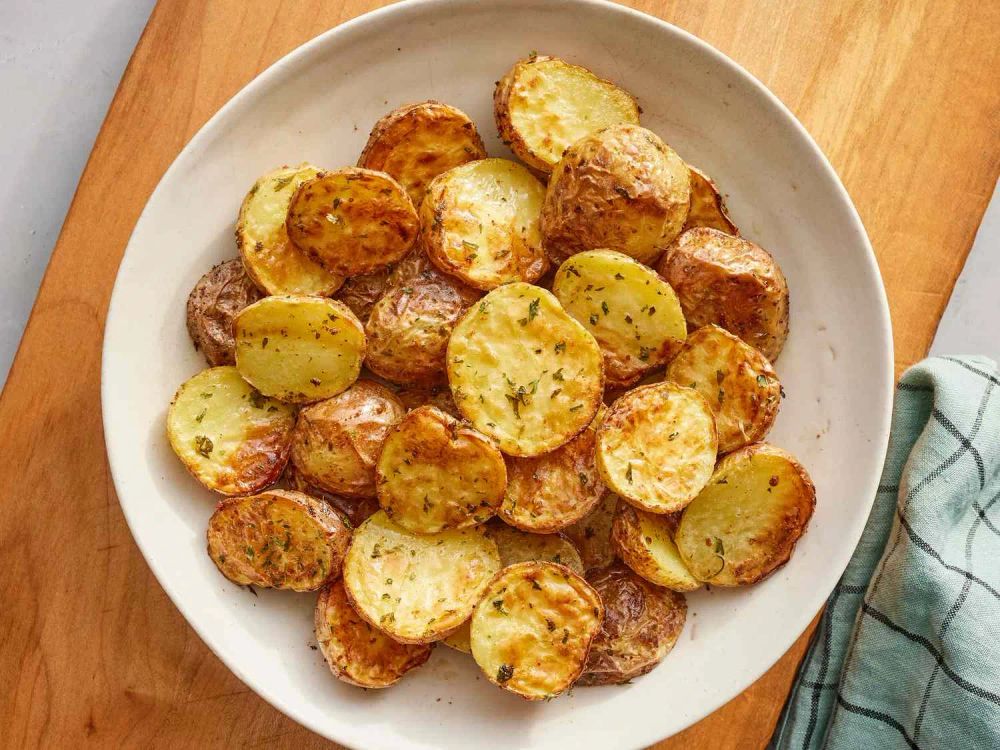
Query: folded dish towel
[{"left": 769, "top": 356, "right": 1000, "bottom": 750}]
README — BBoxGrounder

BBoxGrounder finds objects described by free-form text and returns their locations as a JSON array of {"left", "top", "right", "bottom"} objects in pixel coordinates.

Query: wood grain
[{"left": 0, "top": 0, "right": 997, "bottom": 748}]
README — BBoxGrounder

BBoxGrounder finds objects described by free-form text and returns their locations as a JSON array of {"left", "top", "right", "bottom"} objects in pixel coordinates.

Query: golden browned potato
[
  {"left": 375, "top": 406, "right": 507, "bottom": 533},
  {"left": 500, "top": 406, "right": 605, "bottom": 533},
  {"left": 447, "top": 283, "right": 604, "bottom": 457},
  {"left": 315, "top": 579, "right": 432, "bottom": 688},
  {"left": 597, "top": 382, "right": 717, "bottom": 514},
  {"left": 234, "top": 296, "right": 365, "bottom": 403},
  {"left": 286, "top": 168, "right": 419, "bottom": 276},
  {"left": 334, "top": 269, "right": 390, "bottom": 324},
  {"left": 577, "top": 562, "right": 687, "bottom": 685},
  {"left": 485, "top": 521, "right": 585, "bottom": 574},
  {"left": 358, "top": 100, "right": 488, "bottom": 205},
  {"left": 470, "top": 561, "right": 603, "bottom": 700},
  {"left": 365, "top": 262, "right": 480, "bottom": 386},
  {"left": 611, "top": 504, "right": 699, "bottom": 591},
  {"left": 420, "top": 159, "right": 548, "bottom": 290},
  {"left": 237, "top": 164, "right": 344, "bottom": 296},
  {"left": 186, "top": 259, "right": 263, "bottom": 366},
  {"left": 676, "top": 443, "right": 815, "bottom": 586},
  {"left": 167, "top": 366, "right": 296, "bottom": 495},
  {"left": 343, "top": 511, "right": 500, "bottom": 643},
  {"left": 552, "top": 250, "right": 687, "bottom": 387},
  {"left": 284, "top": 464, "right": 380, "bottom": 528},
  {"left": 683, "top": 166, "right": 738, "bottom": 235},
  {"left": 657, "top": 227, "right": 790, "bottom": 361},
  {"left": 541, "top": 124, "right": 691, "bottom": 266},
  {"left": 494, "top": 55, "right": 639, "bottom": 174},
  {"left": 392, "top": 384, "right": 461, "bottom": 418},
  {"left": 207, "top": 489, "right": 350, "bottom": 591},
  {"left": 563, "top": 492, "right": 619, "bottom": 572},
  {"left": 289, "top": 379, "right": 406, "bottom": 498},
  {"left": 665, "top": 325, "right": 781, "bottom": 453}
]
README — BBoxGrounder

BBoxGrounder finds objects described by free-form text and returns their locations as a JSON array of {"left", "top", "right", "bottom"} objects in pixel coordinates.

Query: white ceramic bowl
[{"left": 102, "top": 1, "right": 893, "bottom": 747}]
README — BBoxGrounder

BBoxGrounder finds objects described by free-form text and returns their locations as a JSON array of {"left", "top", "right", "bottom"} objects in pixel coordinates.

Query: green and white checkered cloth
[{"left": 770, "top": 356, "right": 1000, "bottom": 750}]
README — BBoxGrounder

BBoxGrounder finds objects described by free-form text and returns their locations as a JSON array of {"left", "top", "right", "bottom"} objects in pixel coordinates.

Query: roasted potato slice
[
  {"left": 420, "top": 159, "right": 548, "bottom": 290},
  {"left": 486, "top": 522, "right": 585, "bottom": 574},
  {"left": 443, "top": 621, "right": 473, "bottom": 653},
  {"left": 365, "top": 261, "right": 480, "bottom": 386},
  {"left": 470, "top": 561, "right": 603, "bottom": 700},
  {"left": 207, "top": 489, "right": 350, "bottom": 591},
  {"left": 167, "top": 366, "right": 296, "bottom": 495},
  {"left": 447, "top": 283, "right": 604, "bottom": 457},
  {"left": 315, "top": 579, "right": 432, "bottom": 688},
  {"left": 665, "top": 325, "right": 781, "bottom": 453},
  {"left": 494, "top": 55, "right": 640, "bottom": 174},
  {"left": 392, "top": 384, "right": 461, "bottom": 418},
  {"left": 658, "top": 227, "right": 790, "bottom": 361},
  {"left": 286, "top": 167, "right": 419, "bottom": 276},
  {"left": 563, "top": 492, "right": 619, "bottom": 572},
  {"left": 284, "top": 464, "right": 379, "bottom": 528},
  {"left": 553, "top": 250, "right": 687, "bottom": 387},
  {"left": 186, "top": 259, "right": 263, "bottom": 367},
  {"left": 290, "top": 379, "right": 406, "bottom": 498},
  {"left": 237, "top": 164, "right": 344, "bottom": 296},
  {"left": 684, "top": 166, "right": 738, "bottom": 235},
  {"left": 541, "top": 124, "right": 691, "bottom": 266},
  {"left": 578, "top": 562, "right": 687, "bottom": 685},
  {"left": 234, "top": 296, "right": 365, "bottom": 403},
  {"left": 611, "top": 504, "right": 700, "bottom": 591},
  {"left": 359, "top": 101, "right": 488, "bottom": 205},
  {"left": 343, "top": 511, "right": 500, "bottom": 643},
  {"left": 334, "top": 269, "right": 390, "bottom": 324},
  {"left": 500, "top": 406, "right": 605, "bottom": 533},
  {"left": 375, "top": 406, "right": 507, "bottom": 533},
  {"left": 676, "top": 443, "right": 815, "bottom": 586},
  {"left": 597, "top": 382, "right": 717, "bottom": 514}
]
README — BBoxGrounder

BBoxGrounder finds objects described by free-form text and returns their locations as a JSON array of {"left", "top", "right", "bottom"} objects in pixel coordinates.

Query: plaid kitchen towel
[{"left": 770, "top": 356, "right": 1000, "bottom": 750}]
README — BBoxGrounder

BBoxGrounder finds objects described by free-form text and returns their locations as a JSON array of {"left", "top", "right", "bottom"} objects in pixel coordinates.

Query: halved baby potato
[
  {"left": 359, "top": 100, "right": 488, "bottom": 205},
  {"left": 553, "top": 250, "right": 687, "bottom": 387},
  {"left": 186, "top": 259, "right": 263, "bottom": 367},
  {"left": 563, "top": 492, "right": 619, "bottom": 572},
  {"left": 684, "top": 166, "right": 739, "bottom": 235},
  {"left": 286, "top": 167, "right": 419, "bottom": 277},
  {"left": 343, "top": 511, "right": 500, "bottom": 643},
  {"left": 597, "top": 382, "right": 717, "bottom": 514},
  {"left": 365, "top": 260, "right": 481, "bottom": 386},
  {"left": 167, "top": 366, "right": 296, "bottom": 495},
  {"left": 334, "top": 268, "right": 390, "bottom": 324},
  {"left": 611, "top": 503, "right": 700, "bottom": 591},
  {"left": 541, "top": 124, "right": 691, "bottom": 266},
  {"left": 234, "top": 296, "right": 365, "bottom": 404},
  {"left": 207, "top": 489, "right": 351, "bottom": 591},
  {"left": 447, "top": 283, "right": 604, "bottom": 457},
  {"left": 470, "top": 561, "right": 603, "bottom": 700},
  {"left": 420, "top": 159, "right": 548, "bottom": 290},
  {"left": 494, "top": 55, "right": 640, "bottom": 174},
  {"left": 237, "top": 163, "right": 344, "bottom": 296},
  {"left": 665, "top": 325, "right": 781, "bottom": 453},
  {"left": 284, "top": 464, "right": 380, "bottom": 528},
  {"left": 315, "top": 579, "right": 432, "bottom": 688},
  {"left": 289, "top": 379, "right": 406, "bottom": 498},
  {"left": 500, "top": 406, "right": 605, "bottom": 533},
  {"left": 375, "top": 406, "right": 507, "bottom": 533},
  {"left": 658, "top": 227, "right": 790, "bottom": 361},
  {"left": 676, "top": 443, "right": 815, "bottom": 586},
  {"left": 578, "top": 562, "right": 687, "bottom": 686},
  {"left": 392, "top": 384, "right": 461, "bottom": 418}
]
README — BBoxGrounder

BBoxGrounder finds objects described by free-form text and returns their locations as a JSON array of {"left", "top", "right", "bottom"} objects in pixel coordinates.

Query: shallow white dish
[{"left": 102, "top": 1, "right": 893, "bottom": 747}]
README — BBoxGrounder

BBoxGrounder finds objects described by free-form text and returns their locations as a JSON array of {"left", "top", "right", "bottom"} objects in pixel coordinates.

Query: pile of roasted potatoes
[{"left": 169, "top": 54, "right": 815, "bottom": 699}]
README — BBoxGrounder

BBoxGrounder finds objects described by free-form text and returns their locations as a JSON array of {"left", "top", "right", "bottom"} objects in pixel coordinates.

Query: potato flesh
[
  {"left": 553, "top": 250, "right": 686, "bottom": 387},
  {"left": 470, "top": 561, "right": 603, "bottom": 699},
  {"left": 234, "top": 296, "right": 365, "bottom": 403},
  {"left": 376, "top": 406, "right": 506, "bottom": 533},
  {"left": 237, "top": 164, "right": 344, "bottom": 295},
  {"left": 167, "top": 366, "right": 296, "bottom": 495},
  {"left": 486, "top": 523, "right": 584, "bottom": 574},
  {"left": 676, "top": 444, "right": 815, "bottom": 585},
  {"left": 422, "top": 159, "right": 547, "bottom": 289},
  {"left": 612, "top": 504, "right": 700, "bottom": 591},
  {"left": 343, "top": 511, "right": 500, "bottom": 643},
  {"left": 447, "top": 283, "right": 603, "bottom": 456},
  {"left": 563, "top": 492, "right": 619, "bottom": 572}
]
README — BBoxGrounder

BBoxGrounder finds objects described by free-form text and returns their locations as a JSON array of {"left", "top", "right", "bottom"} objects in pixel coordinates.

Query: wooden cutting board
[{"left": 2, "top": 1, "right": 997, "bottom": 748}]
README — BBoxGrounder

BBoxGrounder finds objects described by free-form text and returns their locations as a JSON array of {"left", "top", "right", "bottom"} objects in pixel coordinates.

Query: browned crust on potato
[
  {"left": 683, "top": 166, "right": 739, "bottom": 235},
  {"left": 563, "top": 492, "right": 619, "bottom": 572},
  {"left": 283, "top": 464, "right": 379, "bottom": 528},
  {"left": 611, "top": 503, "right": 700, "bottom": 592},
  {"left": 186, "top": 259, "right": 263, "bottom": 366},
  {"left": 334, "top": 269, "right": 391, "bottom": 325},
  {"left": 391, "top": 383, "right": 461, "bottom": 418}
]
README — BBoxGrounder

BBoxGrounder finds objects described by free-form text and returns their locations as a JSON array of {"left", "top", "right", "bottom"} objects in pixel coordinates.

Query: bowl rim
[{"left": 101, "top": 0, "right": 894, "bottom": 747}]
